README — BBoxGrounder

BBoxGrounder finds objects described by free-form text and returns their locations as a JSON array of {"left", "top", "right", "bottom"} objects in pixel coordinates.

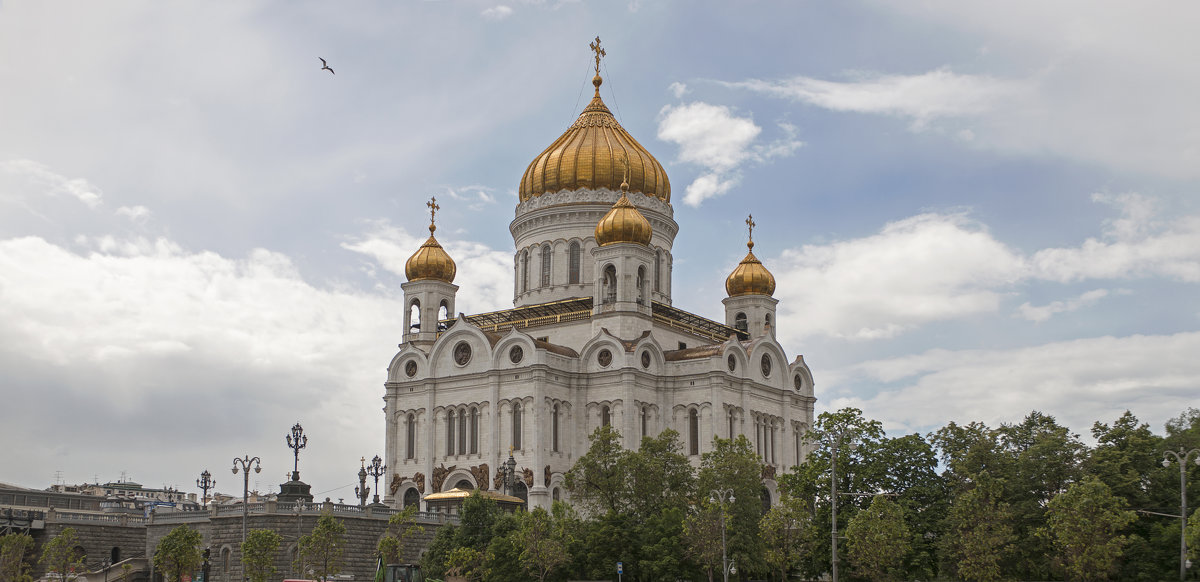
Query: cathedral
[{"left": 382, "top": 42, "right": 816, "bottom": 512}]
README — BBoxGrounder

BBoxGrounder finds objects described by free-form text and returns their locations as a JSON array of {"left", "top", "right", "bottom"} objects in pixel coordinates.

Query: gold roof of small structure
[
  {"left": 405, "top": 197, "right": 457, "bottom": 283},
  {"left": 725, "top": 215, "right": 776, "bottom": 297},
  {"left": 594, "top": 181, "right": 652, "bottom": 247},
  {"left": 518, "top": 37, "right": 670, "bottom": 203},
  {"left": 421, "top": 488, "right": 524, "bottom": 504}
]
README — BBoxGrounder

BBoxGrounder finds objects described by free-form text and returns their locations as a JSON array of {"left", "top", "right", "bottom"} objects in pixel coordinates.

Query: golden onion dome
[
  {"left": 405, "top": 198, "right": 457, "bottom": 283},
  {"left": 595, "top": 182, "right": 653, "bottom": 246},
  {"left": 726, "top": 216, "right": 775, "bottom": 296},
  {"left": 519, "top": 72, "right": 671, "bottom": 203}
]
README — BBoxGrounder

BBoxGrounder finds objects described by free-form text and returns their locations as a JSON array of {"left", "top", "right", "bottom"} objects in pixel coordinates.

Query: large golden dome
[
  {"left": 519, "top": 73, "right": 671, "bottom": 203},
  {"left": 595, "top": 183, "right": 653, "bottom": 246},
  {"left": 405, "top": 198, "right": 457, "bottom": 283},
  {"left": 726, "top": 233, "right": 775, "bottom": 297}
]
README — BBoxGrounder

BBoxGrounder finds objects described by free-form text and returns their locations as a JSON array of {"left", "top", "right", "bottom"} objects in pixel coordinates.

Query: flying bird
[{"left": 319, "top": 57, "right": 335, "bottom": 75}]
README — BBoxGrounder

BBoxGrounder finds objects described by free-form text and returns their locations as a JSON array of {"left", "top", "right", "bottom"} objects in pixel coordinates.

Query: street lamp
[
  {"left": 287, "top": 423, "right": 308, "bottom": 482},
  {"left": 710, "top": 488, "right": 736, "bottom": 582},
  {"left": 355, "top": 457, "right": 370, "bottom": 507},
  {"left": 366, "top": 455, "right": 386, "bottom": 505},
  {"left": 1163, "top": 447, "right": 1200, "bottom": 581},
  {"left": 231, "top": 455, "right": 262, "bottom": 544},
  {"left": 830, "top": 430, "right": 857, "bottom": 582},
  {"left": 196, "top": 470, "right": 215, "bottom": 506}
]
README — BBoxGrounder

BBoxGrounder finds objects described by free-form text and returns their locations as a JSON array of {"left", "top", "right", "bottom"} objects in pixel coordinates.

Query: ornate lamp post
[
  {"left": 366, "top": 455, "right": 386, "bottom": 505},
  {"left": 355, "top": 457, "right": 371, "bottom": 507},
  {"left": 1163, "top": 447, "right": 1200, "bottom": 581},
  {"left": 196, "top": 470, "right": 215, "bottom": 506},
  {"left": 830, "top": 430, "right": 856, "bottom": 582},
  {"left": 287, "top": 423, "right": 307, "bottom": 481},
  {"left": 710, "top": 488, "right": 737, "bottom": 582},
  {"left": 502, "top": 448, "right": 517, "bottom": 496},
  {"left": 231, "top": 455, "right": 261, "bottom": 544}
]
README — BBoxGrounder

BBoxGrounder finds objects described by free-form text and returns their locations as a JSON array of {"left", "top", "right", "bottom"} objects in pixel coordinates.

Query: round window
[
  {"left": 454, "top": 341, "right": 472, "bottom": 366},
  {"left": 509, "top": 345, "right": 524, "bottom": 364},
  {"left": 405, "top": 361, "right": 417, "bottom": 377},
  {"left": 641, "top": 351, "right": 651, "bottom": 368},
  {"left": 598, "top": 349, "right": 612, "bottom": 367},
  {"left": 761, "top": 354, "right": 772, "bottom": 377},
  {"left": 727, "top": 354, "right": 736, "bottom": 372}
]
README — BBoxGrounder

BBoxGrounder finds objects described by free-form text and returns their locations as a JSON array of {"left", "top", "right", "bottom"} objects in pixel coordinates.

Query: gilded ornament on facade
[
  {"left": 470, "top": 464, "right": 490, "bottom": 491},
  {"left": 413, "top": 472, "right": 425, "bottom": 494},
  {"left": 431, "top": 464, "right": 455, "bottom": 493},
  {"left": 389, "top": 473, "right": 408, "bottom": 496},
  {"left": 521, "top": 467, "right": 535, "bottom": 489}
]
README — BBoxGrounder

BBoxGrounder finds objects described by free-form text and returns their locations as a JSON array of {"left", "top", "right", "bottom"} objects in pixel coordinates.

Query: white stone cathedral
[{"left": 382, "top": 44, "right": 816, "bottom": 512}]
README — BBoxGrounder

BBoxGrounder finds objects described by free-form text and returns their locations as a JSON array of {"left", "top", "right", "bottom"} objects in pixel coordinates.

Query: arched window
[
  {"left": 764, "top": 313, "right": 771, "bottom": 328},
  {"left": 770, "top": 420, "right": 776, "bottom": 463},
  {"left": 734, "top": 312, "right": 748, "bottom": 332},
  {"left": 640, "top": 405, "right": 648, "bottom": 438},
  {"left": 514, "top": 481, "right": 528, "bottom": 505},
  {"left": 406, "top": 413, "right": 416, "bottom": 460},
  {"left": 688, "top": 408, "right": 700, "bottom": 456},
  {"left": 541, "top": 244, "right": 551, "bottom": 287},
  {"left": 654, "top": 250, "right": 662, "bottom": 292},
  {"left": 728, "top": 409, "right": 736, "bottom": 439},
  {"left": 221, "top": 548, "right": 231, "bottom": 582},
  {"left": 455, "top": 479, "right": 473, "bottom": 491},
  {"left": 795, "top": 426, "right": 803, "bottom": 466},
  {"left": 636, "top": 266, "right": 645, "bottom": 305},
  {"left": 457, "top": 409, "right": 467, "bottom": 456},
  {"left": 601, "top": 405, "right": 611, "bottom": 427},
  {"left": 469, "top": 406, "right": 479, "bottom": 454},
  {"left": 521, "top": 250, "right": 529, "bottom": 293},
  {"left": 761, "top": 487, "right": 773, "bottom": 515},
  {"left": 409, "top": 300, "right": 421, "bottom": 331},
  {"left": 110, "top": 547, "right": 120, "bottom": 564},
  {"left": 403, "top": 488, "right": 419, "bottom": 508},
  {"left": 569, "top": 242, "right": 581, "bottom": 284},
  {"left": 552, "top": 404, "right": 560, "bottom": 453},
  {"left": 603, "top": 265, "right": 617, "bottom": 304},
  {"left": 512, "top": 401, "right": 522, "bottom": 450},
  {"left": 552, "top": 487, "right": 560, "bottom": 502},
  {"left": 438, "top": 301, "right": 450, "bottom": 331},
  {"left": 446, "top": 410, "right": 456, "bottom": 456}
]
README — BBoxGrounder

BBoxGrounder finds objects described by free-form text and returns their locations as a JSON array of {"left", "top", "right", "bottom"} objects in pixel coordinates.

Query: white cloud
[
  {"left": 656, "top": 102, "right": 803, "bottom": 206},
  {"left": 1015, "top": 288, "right": 1112, "bottom": 323},
  {"left": 442, "top": 185, "right": 498, "bottom": 210},
  {"left": 0, "top": 159, "right": 104, "bottom": 209},
  {"left": 481, "top": 5, "right": 513, "bottom": 19},
  {"left": 668, "top": 82, "right": 688, "bottom": 99},
  {"left": 116, "top": 205, "right": 151, "bottom": 223},
  {"left": 828, "top": 331, "right": 1200, "bottom": 437},
  {"left": 774, "top": 213, "right": 1024, "bottom": 341},
  {"left": 725, "top": 68, "right": 1028, "bottom": 130}
]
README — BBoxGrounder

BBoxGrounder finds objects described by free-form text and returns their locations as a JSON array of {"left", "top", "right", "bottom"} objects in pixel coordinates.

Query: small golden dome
[
  {"left": 405, "top": 198, "right": 457, "bottom": 283},
  {"left": 726, "top": 215, "right": 775, "bottom": 296},
  {"left": 519, "top": 43, "right": 670, "bottom": 203},
  {"left": 595, "top": 182, "right": 653, "bottom": 246}
]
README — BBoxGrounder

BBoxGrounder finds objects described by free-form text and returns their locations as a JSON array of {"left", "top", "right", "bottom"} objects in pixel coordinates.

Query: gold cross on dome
[
  {"left": 746, "top": 214, "right": 756, "bottom": 242},
  {"left": 590, "top": 36, "right": 605, "bottom": 76},
  {"left": 427, "top": 196, "right": 440, "bottom": 225}
]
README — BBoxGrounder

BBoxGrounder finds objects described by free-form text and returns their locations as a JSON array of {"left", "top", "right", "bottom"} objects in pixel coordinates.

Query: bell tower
[{"left": 401, "top": 197, "right": 458, "bottom": 347}]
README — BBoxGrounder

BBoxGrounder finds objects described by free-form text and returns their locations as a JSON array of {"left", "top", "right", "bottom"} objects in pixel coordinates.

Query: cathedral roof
[{"left": 518, "top": 44, "right": 670, "bottom": 203}]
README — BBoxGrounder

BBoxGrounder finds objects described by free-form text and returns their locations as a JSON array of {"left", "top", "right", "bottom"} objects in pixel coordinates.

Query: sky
[{"left": 2, "top": 1, "right": 1198, "bottom": 500}]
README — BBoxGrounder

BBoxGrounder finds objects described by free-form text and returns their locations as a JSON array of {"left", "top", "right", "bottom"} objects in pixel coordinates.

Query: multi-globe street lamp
[
  {"left": 366, "top": 455, "right": 386, "bottom": 505},
  {"left": 231, "top": 455, "right": 261, "bottom": 544},
  {"left": 286, "top": 423, "right": 307, "bottom": 481},
  {"left": 829, "top": 429, "right": 857, "bottom": 582},
  {"left": 1163, "top": 447, "right": 1200, "bottom": 581},
  {"left": 196, "top": 470, "right": 214, "bottom": 506},
  {"left": 709, "top": 488, "right": 737, "bottom": 582}
]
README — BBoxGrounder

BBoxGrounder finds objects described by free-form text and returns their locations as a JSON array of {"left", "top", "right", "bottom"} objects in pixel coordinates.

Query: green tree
[
  {"left": 0, "top": 532, "right": 36, "bottom": 582},
  {"left": 241, "top": 529, "right": 281, "bottom": 582},
  {"left": 153, "top": 526, "right": 203, "bottom": 582},
  {"left": 1187, "top": 507, "right": 1200, "bottom": 565},
  {"left": 297, "top": 511, "right": 346, "bottom": 581},
  {"left": 682, "top": 504, "right": 724, "bottom": 582},
  {"left": 759, "top": 494, "right": 813, "bottom": 582},
  {"left": 564, "top": 424, "right": 631, "bottom": 515},
  {"left": 39, "top": 528, "right": 85, "bottom": 582},
  {"left": 941, "top": 474, "right": 1015, "bottom": 582},
  {"left": 634, "top": 507, "right": 693, "bottom": 582},
  {"left": 443, "top": 546, "right": 484, "bottom": 582},
  {"left": 627, "top": 429, "right": 695, "bottom": 517},
  {"left": 417, "top": 524, "right": 457, "bottom": 580},
  {"left": 845, "top": 495, "right": 911, "bottom": 582},
  {"left": 376, "top": 505, "right": 424, "bottom": 565},
  {"left": 516, "top": 506, "right": 570, "bottom": 582},
  {"left": 1044, "top": 476, "right": 1137, "bottom": 582}
]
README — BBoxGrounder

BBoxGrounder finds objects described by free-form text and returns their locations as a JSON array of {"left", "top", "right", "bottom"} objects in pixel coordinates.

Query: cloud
[
  {"left": 1015, "top": 288, "right": 1114, "bottom": 323},
  {"left": 656, "top": 102, "right": 803, "bottom": 206},
  {"left": 116, "top": 205, "right": 151, "bottom": 223},
  {"left": 725, "top": 68, "right": 1028, "bottom": 130},
  {"left": 668, "top": 82, "right": 688, "bottom": 99},
  {"left": 827, "top": 331, "right": 1200, "bottom": 437},
  {"left": 772, "top": 195, "right": 1200, "bottom": 342},
  {"left": 441, "top": 185, "right": 498, "bottom": 211},
  {"left": 0, "top": 159, "right": 104, "bottom": 209},
  {"left": 773, "top": 213, "right": 1025, "bottom": 340},
  {"left": 481, "top": 5, "right": 513, "bottom": 19}
]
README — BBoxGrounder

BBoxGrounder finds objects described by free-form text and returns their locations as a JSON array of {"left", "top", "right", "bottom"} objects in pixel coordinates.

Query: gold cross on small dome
[{"left": 590, "top": 36, "right": 605, "bottom": 76}]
